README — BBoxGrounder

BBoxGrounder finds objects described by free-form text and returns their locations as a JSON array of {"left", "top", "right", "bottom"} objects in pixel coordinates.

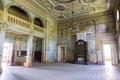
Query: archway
[
  {"left": 34, "top": 17, "right": 44, "bottom": 27},
  {"left": 0, "top": 0, "right": 4, "bottom": 11},
  {"left": 8, "top": 6, "right": 30, "bottom": 21}
]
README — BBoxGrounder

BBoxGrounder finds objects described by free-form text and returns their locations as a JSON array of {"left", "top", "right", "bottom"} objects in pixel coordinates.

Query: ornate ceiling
[{"left": 30, "top": 0, "right": 110, "bottom": 20}]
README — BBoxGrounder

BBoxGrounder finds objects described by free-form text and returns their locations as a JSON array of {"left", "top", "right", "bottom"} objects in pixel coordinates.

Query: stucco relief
[
  {"left": 56, "top": 0, "right": 75, "bottom": 3},
  {"left": 83, "top": 0, "right": 96, "bottom": 3}
]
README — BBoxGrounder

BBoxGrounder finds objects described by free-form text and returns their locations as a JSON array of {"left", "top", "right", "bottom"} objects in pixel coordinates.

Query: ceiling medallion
[
  {"left": 54, "top": 4, "right": 66, "bottom": 11},
  {"left": 56, "top": 0, "right": 75, "bottom": 3},
  {"left": 82, "top": 0, "right": 96, "bottom": 3}
]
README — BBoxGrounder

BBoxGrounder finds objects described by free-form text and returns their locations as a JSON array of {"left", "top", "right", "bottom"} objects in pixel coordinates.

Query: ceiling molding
[
  {"left": 59, "top": 9, "right": 108, "bottom": 21},
  {"left": 58, "top": 10, "right": 112, "bottom": 23},
  {"left": 32, "top": 0, "right": 58, "bottom": 20},
  {"left": 18, "top": 0, "right": 111, "bottom": 20}
]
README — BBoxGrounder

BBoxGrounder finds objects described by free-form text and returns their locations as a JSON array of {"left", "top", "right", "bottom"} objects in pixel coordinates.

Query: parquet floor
[{"left": 1, "top": 61, "right": 120, "bottom": 80}]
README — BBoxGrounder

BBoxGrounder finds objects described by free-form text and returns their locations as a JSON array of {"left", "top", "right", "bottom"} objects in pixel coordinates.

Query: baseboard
[{"left": 66, "top": 60, "right": 74, "bottom": 63}]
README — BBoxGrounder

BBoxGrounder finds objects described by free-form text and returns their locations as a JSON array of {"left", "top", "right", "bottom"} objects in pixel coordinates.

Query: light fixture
[{"left": 67, "top": 3, "right": 79, "bottom": 32}]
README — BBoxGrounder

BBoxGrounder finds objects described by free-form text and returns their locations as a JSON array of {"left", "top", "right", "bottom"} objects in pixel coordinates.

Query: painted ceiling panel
[
  {"left": 35, "top": 0, "right": 53, "bottom": 8},
  {"left": 31, "top": 0, "right": 110, "bottom": 20}
]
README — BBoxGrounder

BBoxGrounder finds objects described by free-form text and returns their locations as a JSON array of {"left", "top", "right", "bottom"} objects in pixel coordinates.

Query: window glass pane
[{"left": 117, "top": 10, "right": 119, "bottom": 21}]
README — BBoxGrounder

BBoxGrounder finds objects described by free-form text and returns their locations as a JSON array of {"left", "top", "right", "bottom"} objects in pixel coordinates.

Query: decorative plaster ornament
[
  {"left": 56, "top": 0, "right": 75, "bottom": 3},
  {"left": 54, "top": 4, "right": 66, "bottom": 11}
]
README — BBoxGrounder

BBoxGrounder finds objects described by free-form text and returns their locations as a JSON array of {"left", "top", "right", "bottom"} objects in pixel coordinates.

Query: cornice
[
  {"left": 58, "top": 10, "right": 112, "bottom": 24},
  {"left": 31, "top": 0, "right": 58, "bottom": 20}
]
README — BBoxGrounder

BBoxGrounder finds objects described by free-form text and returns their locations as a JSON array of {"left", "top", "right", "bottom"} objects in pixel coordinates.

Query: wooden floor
[{"left": 1, "top": 61, "right": 120, "bottom": 80}]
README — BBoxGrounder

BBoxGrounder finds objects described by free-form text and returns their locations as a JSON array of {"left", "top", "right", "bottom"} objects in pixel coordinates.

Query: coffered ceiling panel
[{"left": 31, "top": 0, "right": 110, "bottom": 20}]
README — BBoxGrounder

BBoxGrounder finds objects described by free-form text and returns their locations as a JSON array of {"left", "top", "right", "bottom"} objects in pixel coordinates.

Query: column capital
[
  {"left": 29, "top": 31, "right": 34, "bottom": 36},
  {"left": 0, "top": 22, "right": 8, "bottom": 31},
  {"left": 116, "top": 33, "right": 120, "bottom": 38}
]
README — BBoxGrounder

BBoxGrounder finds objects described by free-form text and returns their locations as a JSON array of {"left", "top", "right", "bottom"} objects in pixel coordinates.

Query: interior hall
[{"left": 0, "top": 0, "right": 120, "bottom": 80}]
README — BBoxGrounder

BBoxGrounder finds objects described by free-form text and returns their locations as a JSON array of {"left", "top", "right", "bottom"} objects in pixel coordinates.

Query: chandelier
[{"left": 67, "top": 3, "right": 79, "bottom": 32}]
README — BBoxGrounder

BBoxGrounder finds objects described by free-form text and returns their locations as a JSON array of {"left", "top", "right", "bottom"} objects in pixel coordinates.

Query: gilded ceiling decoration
[
  {"left": 56, "top": 0, "right": 75, "bottom": 3},
  {"left": 83, "top": 0, "right": 96, "bottom": 3},
  {"left": 54, "top": 4, "right": 66, "bottom": 11},
  {"left": 31, "top": 0, "right": 110, "bottom": 20}
]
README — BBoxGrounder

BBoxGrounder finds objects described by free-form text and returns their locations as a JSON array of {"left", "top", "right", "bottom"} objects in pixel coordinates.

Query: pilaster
[
  {"left": 13, "top": 36, "right": 22, "bottom": 65},
  {"left": 24, "top": 32, "right": 33, "bottom": 67},
  {"left": 0, "top": 25, "right": 7, "bottom": 72},
  {"left": 3, "top": 9, "right": 8, "bottom": 22},
  {"left": 44, "top": 21, "right": 50, "bottom": 64}
]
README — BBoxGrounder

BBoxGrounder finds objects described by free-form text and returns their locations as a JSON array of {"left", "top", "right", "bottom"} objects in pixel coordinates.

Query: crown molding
[{"left": 58, "top": 10, "right": 112, "bottom": 24}]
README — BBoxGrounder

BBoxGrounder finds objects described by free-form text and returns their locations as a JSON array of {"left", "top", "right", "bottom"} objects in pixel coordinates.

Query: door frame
[
  {"left": 58, "top": 45, "right": 66, "bottom": 62},
  {"left": 2, "top": 43, "right": 13, "bottom": 68},
  {"left": 32, "top": 37, "right": 43, "bottom": 63},
  {"left": 102, "top": 44, "right": 112, "bottom": 64},
  {"left": 101, "top": 40, "right": 118, "bottom": 65}
]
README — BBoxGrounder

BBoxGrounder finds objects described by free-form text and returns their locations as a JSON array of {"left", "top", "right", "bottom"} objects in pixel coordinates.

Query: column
[
  {"left": 0, "top": 27, "right": 7, "bottom": 72},
  {"left": 118, "top": 35, "right": 120, "bottom": 66},
  {"left": 43, "top": 20, "right": 49, "bottom": 64},
  {"left": 43, "top": 34, "right": 49, "bottom": 64},
  {"left": 24, "top": 34, "right": 33, "bottom": 67},
  {"left": 3, "top": 9, "right": 8, "bottom": 22},
  {"left": 42, "top": 38, "right": 46, "bottom": 63},
  {"left": 96, "top": 35, "right": 102, "bottom": 64},
  {"left": 44, "top": 38, "right": 49, "bottom": 64},
  {"left": 13, "top": 36, "right": 21, "bottom": 65}
]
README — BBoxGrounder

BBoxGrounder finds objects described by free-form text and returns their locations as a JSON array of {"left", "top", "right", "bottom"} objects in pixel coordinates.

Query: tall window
[
  {"left": 116, "top": 10, "right": 119, "bottom": 33},
  {"left": 117, "top": 10, "right": 119, "bottom": 21}
]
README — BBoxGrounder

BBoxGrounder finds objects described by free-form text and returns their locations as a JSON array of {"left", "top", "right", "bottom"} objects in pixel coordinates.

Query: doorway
[
  {"left": 33, "top": 51, "right": 42, "bottom": 62},
  {"left": 102, "top": 43, "right": 118, "bottom": 65},
  {"left": 58, "top": 45, "right": 66, "bottom": 62},
  {"left": 2, "top": 43, "right": 13, "bottom": 68},
  {"left": 32, "top": 37, "right": 43, "bottom": 63},
  {"left": 103, "top": 44, "right": 112, "bottom": 65}
]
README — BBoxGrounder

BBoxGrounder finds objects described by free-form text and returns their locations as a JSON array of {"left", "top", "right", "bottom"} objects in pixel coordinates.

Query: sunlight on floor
[{"left": 105, "top": 61, "right": 112, "bottom": 66}]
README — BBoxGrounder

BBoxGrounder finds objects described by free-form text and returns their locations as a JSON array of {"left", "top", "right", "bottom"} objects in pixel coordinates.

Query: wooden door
[{"left": 61, "top": 47, "right": 65, "bottom": 61}]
